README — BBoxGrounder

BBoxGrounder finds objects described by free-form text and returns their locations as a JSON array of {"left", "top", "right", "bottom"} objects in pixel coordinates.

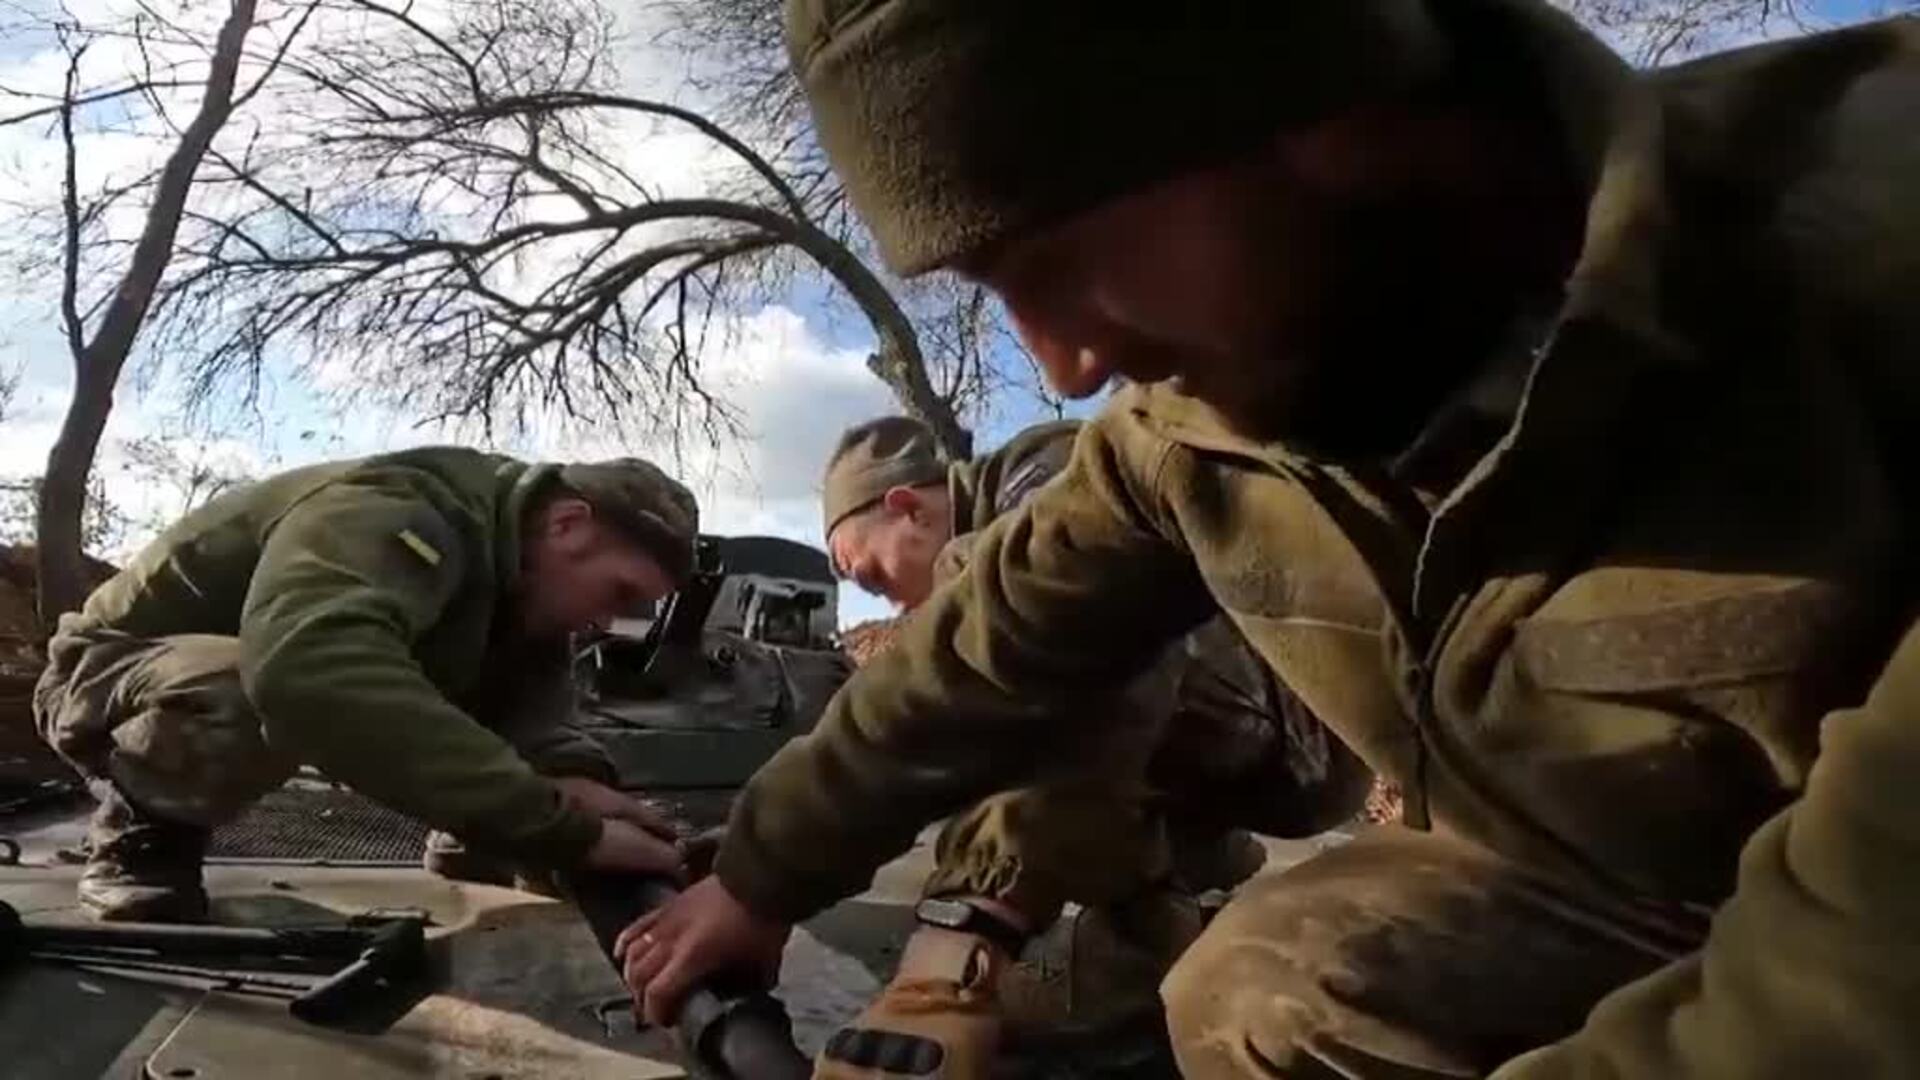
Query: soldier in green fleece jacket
[
  {"left": 35, "top": 446, "right": 700, "bottom": 921},
  {"left": 617, "top": 1, "right": 1920, "bottom": 1078}
]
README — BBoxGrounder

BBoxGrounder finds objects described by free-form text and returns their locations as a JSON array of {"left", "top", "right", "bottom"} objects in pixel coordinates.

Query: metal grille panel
[
  {"left": 210, "top": 784, "right": 428, "bottom": 862},
  {"left": 208, "top": 785, "right": 737, "bottom": 862}
]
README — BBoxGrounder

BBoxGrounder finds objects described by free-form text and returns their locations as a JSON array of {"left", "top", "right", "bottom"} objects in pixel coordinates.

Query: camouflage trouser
[
  {"left": 920, "top": 629, "right": 1286, "bottom": 927},
  {"left": 33, "top": 621, "right": 297, "bottom": 827},
  {"left": 1161, "top": 826, "right": 1710, "bottom": 1079}
]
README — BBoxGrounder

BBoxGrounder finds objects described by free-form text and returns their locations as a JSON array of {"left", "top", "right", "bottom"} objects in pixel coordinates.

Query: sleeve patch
[{"left": 397, "top": 528, "right": 444, "bottom": 567}]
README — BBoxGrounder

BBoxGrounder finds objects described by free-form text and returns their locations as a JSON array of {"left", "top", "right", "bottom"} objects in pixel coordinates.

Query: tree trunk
[
  {"left": 35, "top": 380, "right": 115, "bottom": 630},
  {"left": 535, "top": 92, "right": 975, "bottom": 460},
  {"left": 787, "top": 222, "right": 974, "bottom": 461},
  {"left": 35, "top": 0, "right": 259, "bottom": 628}
]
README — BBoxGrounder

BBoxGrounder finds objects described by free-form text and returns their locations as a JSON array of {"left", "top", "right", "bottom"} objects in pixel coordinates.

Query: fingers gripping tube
[{"left": 565, "top": 870, "right": 811, "bottom": 1080}]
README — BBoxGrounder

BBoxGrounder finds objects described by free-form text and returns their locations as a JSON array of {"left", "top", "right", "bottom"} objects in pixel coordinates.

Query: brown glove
[{"left": 813, "top": 927, "right": 1008, "bottom": 1079}]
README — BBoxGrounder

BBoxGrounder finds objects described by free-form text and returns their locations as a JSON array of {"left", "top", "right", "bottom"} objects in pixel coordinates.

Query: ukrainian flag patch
[{"left": 397, "top": 528, "right": 443, "bottom": 567}]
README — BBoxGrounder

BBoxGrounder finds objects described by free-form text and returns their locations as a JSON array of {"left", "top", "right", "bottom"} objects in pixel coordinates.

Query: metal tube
[
  {"left": 565, "top": 871, "right": 811, "bottom": 1080},
  {"left": 18, "top": 920, "right": 371, "bottom": 958},
  {"left": 26, "top": 950, "right": 314, "bottom": 994}
]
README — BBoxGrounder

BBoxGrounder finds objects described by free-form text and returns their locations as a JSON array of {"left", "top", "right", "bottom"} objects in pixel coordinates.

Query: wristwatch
[{"left": 913, "top": 897, "right": 1029, "bottom": 955}]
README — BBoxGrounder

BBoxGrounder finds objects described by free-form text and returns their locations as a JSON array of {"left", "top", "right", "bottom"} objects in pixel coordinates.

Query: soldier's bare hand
[
  {"left": 615, "top": 875, "right": 789, "bottom": 1028},
  {"left": 584, "top": 818, "right": 687, "bottom": 878},
  {"left": 555, "top": 777, "right": 680, "bottom": 841}
]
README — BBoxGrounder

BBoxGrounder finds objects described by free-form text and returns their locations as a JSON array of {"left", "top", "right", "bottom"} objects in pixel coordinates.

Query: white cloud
[{"left": 497, "top": 301, "right": 897, "bottom": 545}]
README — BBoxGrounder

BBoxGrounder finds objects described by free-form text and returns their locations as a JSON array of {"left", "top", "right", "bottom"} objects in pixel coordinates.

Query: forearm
[
  {"left": 717, "top": 619, "right": 1089, "bottom": 922},
  {"left": 717, "top": 429, "right": 1211, "bottom": 921},
  {"left": 250, "top": 654, "right": 604, "bottom": 864},
  {"left": 518, "top": 725, "right": 618, "bottom": 783},
  {"left": 491, "top": 672, "right": 618, "bottom": 783},
  {"left": 243, "top": 605, "right": 604, "bottom": 867}
]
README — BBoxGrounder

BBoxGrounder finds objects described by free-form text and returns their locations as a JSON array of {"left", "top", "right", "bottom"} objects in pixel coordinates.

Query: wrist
[
  {"left": 914, "top": 896, "right": 1031, "bottom": 956},
  {"left": 961, "top": 896, "right": 1034, "bottom": 935},
  {"left": 551, "top": 800, "right": 606, "bottom": 869}
]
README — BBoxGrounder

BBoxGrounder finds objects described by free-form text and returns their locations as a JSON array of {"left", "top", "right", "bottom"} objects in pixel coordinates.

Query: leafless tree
[
  {"left": 146, "top": 0, "right": 974, "bottom": 464},
  {"left": 1557, "top": 0, "right": 1811, "bottom": 64},
  {"left": 656, "top": 0, "right": 1066, "bottom": 425},
  {"left": 0, "top": 431, "right": 248, "bottom": 560},
  {"left": 115, "top": 433, "right": 255, "bottom": 523},
  {"left": 0, "top": 473, "right": 134, "bottom": 558},
  {"left": 0, "top": 364, "right": 18, "bottom": 427},
  {"left": 1, "top": 0, "right": 272, "bottom": 626}
]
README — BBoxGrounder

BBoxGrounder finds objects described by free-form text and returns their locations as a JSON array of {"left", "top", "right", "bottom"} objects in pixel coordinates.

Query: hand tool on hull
[{"left": 0, "top": 899, "right": 428, "bottom": 1024}]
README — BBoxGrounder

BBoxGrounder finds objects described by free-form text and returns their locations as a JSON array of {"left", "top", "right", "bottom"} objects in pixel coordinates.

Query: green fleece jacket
[
  {"left": 71, "top": 447, "right": 612, "bottom": 864},
  {"left": 721, "top": 9, "right": 1920, "bottom": 1075}
]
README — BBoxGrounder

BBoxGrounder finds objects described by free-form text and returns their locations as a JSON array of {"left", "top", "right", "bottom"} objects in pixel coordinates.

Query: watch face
[{"left": 916, "top": 898, "right": 971, "bottom": 930}]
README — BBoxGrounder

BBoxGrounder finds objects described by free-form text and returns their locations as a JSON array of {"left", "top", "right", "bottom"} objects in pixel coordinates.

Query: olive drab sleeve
[
  {"left": 481, "top": 638, "right": 618, "bottom": 784},
  {"left": 715, "top": 419, "right": 1217, "bottom": 922},
  {"left": 1494, "top": 617, "right": 1920, "bottom": 1080},
  {"left": 238, "top": 480, "right": 603, "bottom": 865}
]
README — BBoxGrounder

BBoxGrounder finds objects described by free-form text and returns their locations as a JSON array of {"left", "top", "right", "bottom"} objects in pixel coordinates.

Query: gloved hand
[{"left": 813, "top": 927, "right": 1009, "bottom": 1079}]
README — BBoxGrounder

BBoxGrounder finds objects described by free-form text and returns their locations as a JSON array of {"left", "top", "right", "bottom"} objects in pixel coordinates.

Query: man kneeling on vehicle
[
  {"left": 812, "top": 416, "right": 1369, "bottom": 1055},
  {"left": 34, "top": 447, "right": 699, "bottom": 922}
]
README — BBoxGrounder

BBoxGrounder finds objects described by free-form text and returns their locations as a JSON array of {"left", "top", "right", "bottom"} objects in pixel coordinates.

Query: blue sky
[{"left": 0, "top": 0, "right": 1894, "bottom": 628}]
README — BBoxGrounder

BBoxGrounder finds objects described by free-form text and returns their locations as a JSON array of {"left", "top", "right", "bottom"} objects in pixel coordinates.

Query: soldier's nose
[
  {"left": 1022, "top": 331, "right": 1109, "bottom": 399},
  {"left": 1005, "top": 304, "right": 1110, "bottom": 399},
  {"left": 1055, "top": 345, "right": 1113, "bottom": 398}
]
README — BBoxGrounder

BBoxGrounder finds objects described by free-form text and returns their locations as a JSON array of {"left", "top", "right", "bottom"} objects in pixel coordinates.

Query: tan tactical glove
[{"left": 813, "top": 927, "right": 1009, "bottom": 1079}]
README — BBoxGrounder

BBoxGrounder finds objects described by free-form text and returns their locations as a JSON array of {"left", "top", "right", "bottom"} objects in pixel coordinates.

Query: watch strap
[{"left": 913, "top": 897, "right": 1028, "bottom": 956}]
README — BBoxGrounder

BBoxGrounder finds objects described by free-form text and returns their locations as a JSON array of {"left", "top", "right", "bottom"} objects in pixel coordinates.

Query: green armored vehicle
[{"left": 578, "top": 536, "right": 852, "bottom": 809}]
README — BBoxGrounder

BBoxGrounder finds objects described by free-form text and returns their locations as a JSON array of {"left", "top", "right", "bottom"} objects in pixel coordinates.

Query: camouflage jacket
[
  {"left": 941, "top": 421, "right": 1367, "bottom": 836},
  {"left": 722, "top": 12, "right": 1920, "bottom": 1076},
  {"left": 65, "top": 447, "right": 614, "bottom": 864},
  {"left": 931, "top": 420, "right": 1079, "bottom": 584},
  {"left": 947, "top": 422, "right": 1080, "bottom": 534}
]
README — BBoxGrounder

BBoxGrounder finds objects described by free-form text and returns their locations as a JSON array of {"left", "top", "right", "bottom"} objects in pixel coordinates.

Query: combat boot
[{"left": 78, "top": 789, "right": 210, "bottom": 923}]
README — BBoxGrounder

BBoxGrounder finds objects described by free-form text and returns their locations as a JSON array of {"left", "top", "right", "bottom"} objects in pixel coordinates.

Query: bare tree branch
[
  {"left": 0, "top": 78, "right": 195, "bottom": 130},
  {"left": 57, "top": 34, "right": 88, "bottom": 364},
  {"left": 35, "top": 0, "right": 261, "bottom": 626},
  {"left": 145, "top": 0, "right": 973, "bottom": 455}
]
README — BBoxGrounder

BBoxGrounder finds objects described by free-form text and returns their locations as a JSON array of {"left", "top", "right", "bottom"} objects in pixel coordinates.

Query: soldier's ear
[
  {"left": 539, "top": 496, "right": 595, "bottom": 540},
  {"left": 880, "top": 485, "right": 923, "bottom": 520}
]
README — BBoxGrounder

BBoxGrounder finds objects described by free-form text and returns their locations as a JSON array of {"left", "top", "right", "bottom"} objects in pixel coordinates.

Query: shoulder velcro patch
[
  {"left": 396, "top": 528, "right": 443, "bottom": 567},
  {"left": 992, "top": 452, "right": 1067, "bottom": 517}
]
